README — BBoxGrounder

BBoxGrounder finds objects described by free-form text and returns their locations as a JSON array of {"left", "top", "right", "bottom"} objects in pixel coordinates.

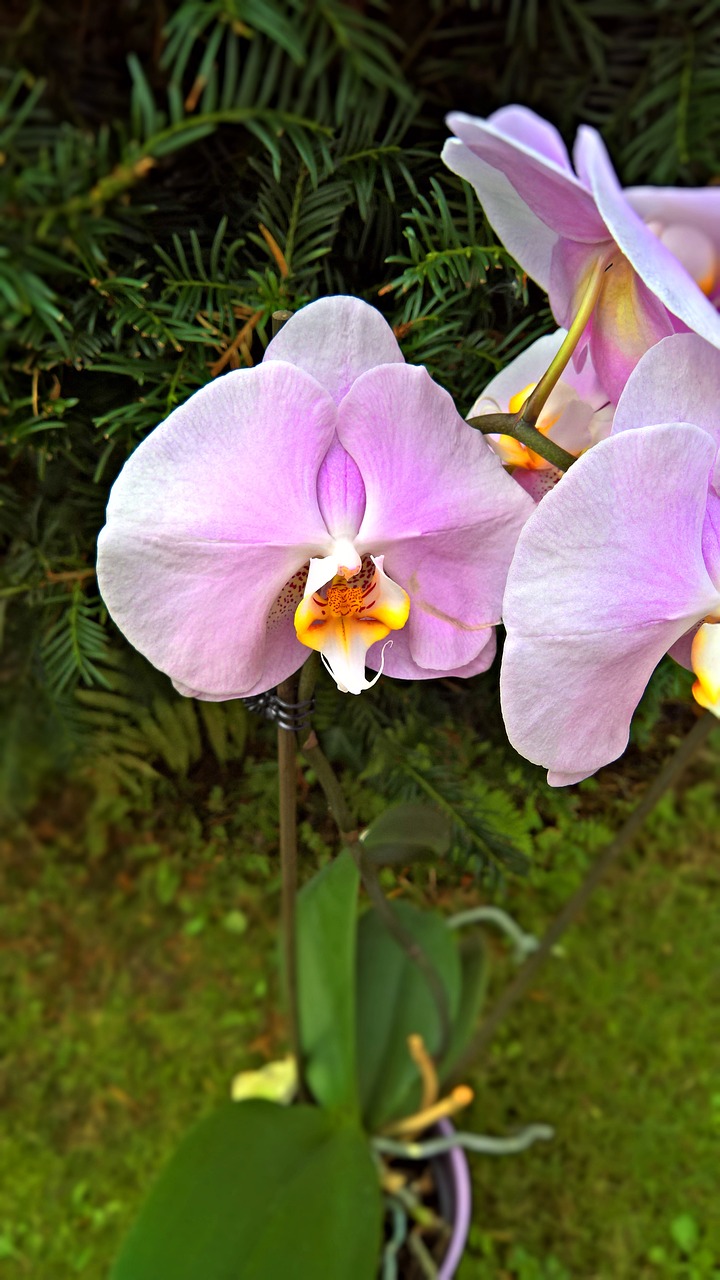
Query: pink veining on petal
[
  {"left": 500, "top": 424, "right": 720, "bottom": 782},
  {"left": 488, "top": 105, "right": 574, "bottom": 172},
  {"left": 338, "top": 362, "right": 534, "bottom": 675},
  {"left": 702, "top": 489, "right": 720, "bottom": 589},
  {"left": 316, "top": 435, "right": 366, "bottom": 540},
  {"left": 445, "top": 110, "right": 605, "bottom": 242},
  {"left": 97, "top": 361, "right": 338, "bottom": 697},
  {"left": 575, "top": 125, "right": 720, "bottom": 353},
  {"left": 263, "top": 295, "right": 404, "bottom": 404},
  {"left": 613, "top": 332, "right": 720, "bottom": 452},
  {"left": 624, "top": 185, "right": 720, "bottom": 261}
]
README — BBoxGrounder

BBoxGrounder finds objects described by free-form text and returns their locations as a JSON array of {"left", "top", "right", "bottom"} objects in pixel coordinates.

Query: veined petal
[
  {"left": 488, "top": 105, "right": 576, "bottom": 171},
  {"left": 336, "top": 362, "right": 533, "bottom": 673},
  {"left": 172, "top": 612, "right": 306, "bottom": 701},
  {"left": 441, "top": 137, "right": 558, "bottom": 293},
  {"left": 341, "top": 363, "right": 533, "bottom": 545},
  {"left": 503, "top": 627, "right": 695, "bottom": 785},
  {"left": 500, "top": 425, "right": 720, "bottom": 781},
  {"left": 378, "top": 527, "right": 507, "bottom": 672},
  {"left": 294, "top": 557, "right": 409, "bottom": 695},
  {"left": 613, "top": 332, "right": 720, "bottom": 453},
  {"left": 263, "top": 296, "right": 404, "bottom": 405},
  {"left": 97, "top": 362, "right": 337, "bottom": 696},
  {"left": 367, "top": 623, "right": 497, "bottom": 681},
  {"left": 624, "top": 185, "right": 720, "bottom": 262},
  {"left": 316, "top": 436, "right": 366, "bottom": 539},
  {"left": 586, "top": 255, "right": 674, "bottom": 402},
  {"left": 575, "top": 126, "right": 720, "bottom": 352},
  {"left": 446, "top": 110, "right": 606, "bottom": 242}
]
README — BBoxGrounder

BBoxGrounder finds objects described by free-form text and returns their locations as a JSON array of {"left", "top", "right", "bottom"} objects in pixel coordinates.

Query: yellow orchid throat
[
  {"left": 691, "top": 618, "right": 720, "bottom": 715},
  {"left": 294, "top": 555, "right": 410, "bottom": 695},
  {"left": 494, "top": 382, "right": 561, "bottom": 471}
]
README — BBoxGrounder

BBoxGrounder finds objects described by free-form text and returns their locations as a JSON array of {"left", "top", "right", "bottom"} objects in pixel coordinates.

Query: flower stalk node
[{"left": 468, "top": 411, "right": 576, "bottom": 472}]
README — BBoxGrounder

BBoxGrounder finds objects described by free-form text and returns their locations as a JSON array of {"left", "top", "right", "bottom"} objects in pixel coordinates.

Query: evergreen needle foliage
[{"left": 2, "top": 0, "right": 716, "bottom": 852}]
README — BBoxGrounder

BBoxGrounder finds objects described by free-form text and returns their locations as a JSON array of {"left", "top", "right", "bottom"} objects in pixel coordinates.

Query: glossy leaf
[
  {"left": 111, "top": 1100, "right": 382, "bottom": 1280},
  {"left": 360, "top": 802, "right": 452, "bottom": 865},
  {"left": 297, "top": 848, "right": 360, "bottom": 1116},
  {"left": 356, "top": 901, "right": 461, "bottom": 1130}
]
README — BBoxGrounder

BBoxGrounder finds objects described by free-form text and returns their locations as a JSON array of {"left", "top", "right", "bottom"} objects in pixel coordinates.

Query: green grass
[
  {"left": 458, "top": 773, "right": 720, "bottom": 1280},
  {"left": 0, "top": 795, "right": 278, "bottom": 1277},
  {"left": 1, "top": 744, "right": 719, "bottom": 1279}
]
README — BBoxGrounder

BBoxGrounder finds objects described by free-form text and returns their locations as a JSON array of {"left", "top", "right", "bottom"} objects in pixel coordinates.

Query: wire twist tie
[{"left": 242, "top": 690, "right": 315, "bottom": 732}]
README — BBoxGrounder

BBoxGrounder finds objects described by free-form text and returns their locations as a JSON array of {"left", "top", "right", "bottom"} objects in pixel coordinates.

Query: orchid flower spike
[
  {"left": 97, "top": 297, "right": 533, "bottom": 699},
  {"left": 442, "top": 106, "right": 720, "bottom": 402},
  {"left": 500, "top": 332, "right": 720, "bottom": 785},
  {"left": 468, "top": 330, "right": 613, "bottom": 502}
]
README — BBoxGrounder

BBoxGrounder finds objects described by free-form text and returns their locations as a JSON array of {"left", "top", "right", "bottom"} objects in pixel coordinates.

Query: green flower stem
[
  {"left": 521, "top": 254, "right": 612, "bottom": 428},
  {"left": 276, "top": 674, "right": 307, "bottom": 1101},
  {"left": 467, "top": 411, "right": 577, "bottom": 472},
  {"left": 272, "top": 304, "right": 308, "bottom": 1099},
  {"left": 468, "top": 255, "right": 613, "bottom": 474},
  {"left": 450, "top": 711, "right": 716, "bottom": 1078}
]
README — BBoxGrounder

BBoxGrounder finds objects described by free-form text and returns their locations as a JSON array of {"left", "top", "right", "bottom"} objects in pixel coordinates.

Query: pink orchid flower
[
  {"left": 500, "top": 331, "right": 720, "bottom": 785},
  {"left": 442, "top": 106, "right": 720, "bottom": 402},
  {"left": 467, "top": 330, "right": 613, "bottom": 502},
  {"left": 97, "top": 296, "right": 533, "bottom": 699}
]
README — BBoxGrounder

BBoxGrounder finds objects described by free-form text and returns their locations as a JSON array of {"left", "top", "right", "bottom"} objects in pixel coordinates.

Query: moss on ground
[
  {"left": 459, "top": 773, "right": 720, "bottom": 1279},
  {"left": 1, "top": 750, "right": 719, "bottom": 1279}
]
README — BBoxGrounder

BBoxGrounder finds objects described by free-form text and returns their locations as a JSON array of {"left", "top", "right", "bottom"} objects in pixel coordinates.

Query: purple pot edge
[{"left": 435, "top": 1118, "right": 472, "bottom": 1280}]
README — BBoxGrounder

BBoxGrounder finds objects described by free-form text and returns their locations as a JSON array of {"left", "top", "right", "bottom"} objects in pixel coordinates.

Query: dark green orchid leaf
[
  {"left": 297, "top": 848, "right": 360, "bottom": 1117},
  {"left": 439, "top": 929, "right": 487, "bottom": 1079},
  {"left": 356, "top": 901, "right": 461, "bottom": 1131},
  {"left": 360, "top": 802, "right": 452, "bottom": 865},
  {"left": 111, "top": 1100, "right": 382, "bottom": 1280}
]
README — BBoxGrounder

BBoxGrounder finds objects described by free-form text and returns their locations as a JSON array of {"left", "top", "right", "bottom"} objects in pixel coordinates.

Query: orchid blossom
[
  {"left": 442, "top": 106, "right": 720, "bottom": 402},
  {"left": 97, "top": 297, "right": 533, "bottom": 699},
  {"left": 467, "top": 330, "right": 613, "bottom": 502},
  {"left": 500, "top": 331, "right": 720, "bottom": 785}
]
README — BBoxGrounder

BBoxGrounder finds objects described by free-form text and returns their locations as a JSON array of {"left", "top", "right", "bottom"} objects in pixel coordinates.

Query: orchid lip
[{"left": 294, "top": 553, "right": 410, "bottom": 695}]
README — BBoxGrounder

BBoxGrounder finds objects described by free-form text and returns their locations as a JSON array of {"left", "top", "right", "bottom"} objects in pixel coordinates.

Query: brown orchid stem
[
  {"left": 272, "top": 305, "right": 308, "bottom": 1097},
  {"left": 272, "top": 308, "right": 293, "bottom": 336},
  {"left": 468, "top": 254, "right": 613, "bottom": 474},
  {"left": 276, "top": 674, "right": 308, "bottom": 1101},
  {"left": 450, "top": 711, "right": 716, "bottom": 1079},
  {"left": 296, "top": 688, "right": 452, "bottom": 1061}
]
